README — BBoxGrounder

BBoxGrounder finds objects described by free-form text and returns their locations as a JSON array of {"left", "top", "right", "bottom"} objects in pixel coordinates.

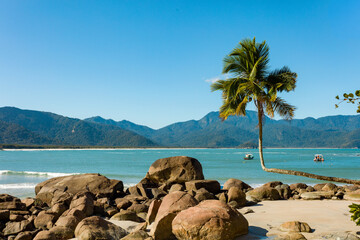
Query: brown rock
[
  {"left": 121, "top": 229, "right": 150, "bottom": 240},
  {"left": 343, "top": 189, "right": 360, "bottom": 201},
  {"left": 155, "top": 191, "right": 198, "bottom": 221},
  {"left": 275, "top": 232, "right": 307, "bottom": 240},
  {"left": 146, "top": 199, "right": 162, "bottom": 224},
  {"left": 14, "top": 231, "right": 36, "bottom": 240},
  {"left": 300, "top": 191, "right": 334, "bottom": 200},
  {"left": 0, "top": 209, "right": 10, "bottom": 221},
  {"left": 227, "top": 186, "right": 246, "bottom": 208},
  {"left": 34, "top": 211, "right": 56, "bottom": 229},
  {"left": 275, "top": 185, "right": 291, "bottom": 200},
  {"left": 106, "top": 208, "right": 118, "bottom": 217},
  {"left": 3, "top": 220, "right": 33, "bottom": 236},
  {"left": 21, "top": 198, "right": 35, "bottom": 209},
  {"left": 185, "top": 180, "right": 220, "bottom": 194},
  {"left": 50, "top": 203, "right": 67, "bottom": 218},
  {"left": 263, "top": 181, "right": 283, "bottom": 188},
  {"left": 74, "top": 216, "right": 128, "bottom": 240},
  {"left": 48, "top": 226, "right": 74, "bottom": 239},
  {"left": 33, "top": 230, "right": 56, "bottom": 240},
  {"left": 290, "top": 183, "right": 308, "bottom": 191},
  {"left": 194, "top": 188, "right": 216, "bottom": 202},
  {"left": 246, "top": 186, "right": 281, "bottom": 201},
  {"left": 172, "top": 200, "right": 248, "bottom": 240},
  {"left": 150, "top": 212, "right": 177, "bottom": 240},
  {"left": 169, "top": 184, "right": 184, "bottom": 193},
  {"left": 313, "top": 183, "right": 326, "bottom": 191},
  {"left": 223, "top": 178, "right": 252, "bottom": 191},
  {"left": 35, "top": 173, "right": 123, "bottom": 206},
  {"left": 0, "top": 194, "right": 26, "bottom": 211},
  {"left": 115, "top": 198, "right": 132, "bottom": 210},
  {"left": 127, "top": 203, "right": 148, "bottom": 213},
  {"left": 279, "top": 221, "right": 312, "bottom": 233},
  {"left": 322, "top": 183, "right": 338, "bottom": 192},
  {"left": 69, "top": 192, "right": 94, "bottom": 217},
  {"left": 110, "top": 210, "right": 144, "bottom": 222},
  {"left": 10, "top": 214, "right": 26, "bottom": 221},
  {"left": 147, "top": 156, "right": 204, "bottom": 185}
]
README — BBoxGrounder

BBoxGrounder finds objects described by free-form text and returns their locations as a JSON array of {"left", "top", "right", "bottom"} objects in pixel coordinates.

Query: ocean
[{"left": 0, "top": 148, "right": 359, "bottom": 198}]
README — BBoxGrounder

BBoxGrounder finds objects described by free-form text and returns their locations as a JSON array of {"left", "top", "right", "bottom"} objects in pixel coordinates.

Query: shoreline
[{"left": 2, "top": 147, "right": 359, "bottom": 151}]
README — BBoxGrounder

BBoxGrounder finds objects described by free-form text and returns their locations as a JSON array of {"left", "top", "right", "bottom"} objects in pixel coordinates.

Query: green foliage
[
  {"left": 335, "top": 90, "right": 360, "bottom": 113},
  {"left": 211, "top": 37, "right": 297, "bottom": 121},
  {"left": 349, "top": 203, "right": 360, "bottom": 226}
]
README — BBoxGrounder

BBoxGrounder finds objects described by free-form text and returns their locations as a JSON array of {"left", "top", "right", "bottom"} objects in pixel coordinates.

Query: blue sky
[{"left": 0, "top": 1, "right": 359, "bottom": 129}]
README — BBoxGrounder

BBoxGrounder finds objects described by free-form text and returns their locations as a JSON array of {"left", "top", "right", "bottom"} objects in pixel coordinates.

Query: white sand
[{"left": 237, "top": 200, "right": 360, "bottom": 239}]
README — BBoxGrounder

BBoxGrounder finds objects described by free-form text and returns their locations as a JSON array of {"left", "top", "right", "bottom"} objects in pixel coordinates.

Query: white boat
[{"left": 244, "top": 154, "right": 254, "bottom": 160}]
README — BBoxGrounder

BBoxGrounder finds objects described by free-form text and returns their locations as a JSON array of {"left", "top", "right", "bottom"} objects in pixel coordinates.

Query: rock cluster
[{"left": 0, "top": 155, "right": 359, "bottom": 240}]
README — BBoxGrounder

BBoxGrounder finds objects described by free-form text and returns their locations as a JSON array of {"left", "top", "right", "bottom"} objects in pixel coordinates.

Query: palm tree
[{"left": 211, "top": 38, "right": 360, "bottom": 185}]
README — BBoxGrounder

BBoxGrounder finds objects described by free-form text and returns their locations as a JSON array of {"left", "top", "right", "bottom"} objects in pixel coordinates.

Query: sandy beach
[{"left": 237, "top": 200, "right": 360, "bottom": 239}]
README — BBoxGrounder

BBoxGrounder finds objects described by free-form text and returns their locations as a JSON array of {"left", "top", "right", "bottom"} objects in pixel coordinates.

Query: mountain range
[{"left": 0, "top": 106, "right": 359, "bottom": 148}]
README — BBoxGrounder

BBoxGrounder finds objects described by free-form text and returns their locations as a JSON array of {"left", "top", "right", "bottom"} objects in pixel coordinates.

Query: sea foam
[{"left": 0, "top": 170, "right": 78, "bottom": 178}]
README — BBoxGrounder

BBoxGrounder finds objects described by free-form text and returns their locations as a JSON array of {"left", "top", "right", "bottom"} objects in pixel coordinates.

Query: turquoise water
[{"left": 0, "top": 148, "right": 359, "bottom": 198}]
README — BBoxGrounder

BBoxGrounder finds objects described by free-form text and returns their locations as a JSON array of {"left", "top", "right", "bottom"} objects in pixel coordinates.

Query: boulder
[
  {"left": 185, "top": 180, "right": 221, "bottom": 194},
  {"left": 150, "top": 212, "right": 177, "bottom": 240},
  {"left": 55, "top": 209, "right": 86, "bottom": 231},
  {"left": 172, "top": 200, "right": 248, "bottom": 240},
  {"left": 146, "top": 156, "right": 204, "bottom": 185},
  {"left": 0, "top": 210, "right": 10, "bottom": 221},
  {"left": 313, "top": 183, "right": 326, "bottom": 191},
  {"left": 121, "top": 230, "right": 150, "bottom": 240},
  {"left": 48, "top": 226, "right": 74, "bottom": 239},
  {"left": 69, "top": 192, "right": 94, "bottom": 217},
  {"left": 275, "top": 184, "right": 291, "bottom": 200},
  {"left": 146, "top": 199, "right": 162, "bottom": 224},
  {"left": 34, "top": 211, "right": 56, "bottom": 229},
  {"left": 14, "top": 231, "right": 36, "bottom": 240},
  {"left": 290, "top": 183, "right": 308, "bottom": 191},
  {"left": 169, "top": 184, "right": 185, "bottom": 193},
  {"left": 115, "top": 198, "right": 132, "bottom": 210},
  {"left": 155, "top": 191, "right": 198, "bottom": 220},
  {"left": 194, "top": 188, "right": 216, "bottom": 202},
  {"left": 322, "top": 183, "right": 338, "bottom": 192},
  {"left": 35, "top": 174, "right": 123, "bottom": 206},
  {"left": 300, "top": 191, "right": 334, "bottom": 200},
  {"left": 223, "top": 178, "right": 252, "bottom": 191},
  {"left": 246, "top": 186, "right": 281, "bottom": 201},
  {"left": 274, "top": 232, "right": 307, "bottom": 240},
  {"left": 110, "top": 210, "right": 144, "bottom": 222},
  {"left": 343, "top": 189, "right": 360, "bottom": 201},
  {"left": 227, "top": 186, "right": 246, "bottom": 208},
  {"left": 150, "top": 191, "right": 198, "bottom": 240},
  {"left": 74, "top": 216, "right": 128, "bottom": 240},
  {"left": 0, "top": 194, "right": 26, "bottom": 211},
  {"left": 127, "top": 203, "right": 148, "bottom": 213},
  {"left": 3, "top": 220, "right": 33, "bottom": 236},
  {"left": 263, "top": 181, "right": 283, "bottom": 188},
  {"left": 279, "top": 221, "right": 312, "bottom": 233},
  {"left": 33, "top": 231, "right": 56, "bottom": 240},
  {"left": 21, "top": 198, "right": 35, "bottom": 209}
]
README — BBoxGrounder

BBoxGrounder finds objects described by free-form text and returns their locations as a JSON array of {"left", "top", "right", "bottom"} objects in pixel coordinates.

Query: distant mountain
[
  {"left": 1, "top": 106, "right": 359, "bottom": 148},
  {"left": 0, "top": 107, "right": 158, "bottom": 147},
  {"left": 85, "top": 116, "right": 156, "bottom": 138},
  {"left": 86, "top": 111, "right": 360, "bottom": 148}
]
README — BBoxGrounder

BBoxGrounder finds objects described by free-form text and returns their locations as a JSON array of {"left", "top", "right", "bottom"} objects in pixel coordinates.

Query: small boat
[
  {"left": 244, "top": 154, "right": 254, "bottom": 160},
  {"left": 313, "top": 154, "right": 324, "bottom": 162}
]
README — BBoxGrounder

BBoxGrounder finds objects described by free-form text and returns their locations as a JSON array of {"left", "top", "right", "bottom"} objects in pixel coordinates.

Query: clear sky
[{"left": 0, "top": 1, "right": 359, "bottom": 129}]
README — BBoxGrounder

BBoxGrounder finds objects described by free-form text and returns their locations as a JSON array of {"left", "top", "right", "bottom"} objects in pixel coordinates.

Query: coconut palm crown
[{"left": 211, "top": 37, "right": 297, "bottom": 121}]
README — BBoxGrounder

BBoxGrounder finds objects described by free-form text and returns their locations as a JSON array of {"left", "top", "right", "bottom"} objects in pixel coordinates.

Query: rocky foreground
[{"left": 0, "top": 156, "right": 359, "bottom": 240}]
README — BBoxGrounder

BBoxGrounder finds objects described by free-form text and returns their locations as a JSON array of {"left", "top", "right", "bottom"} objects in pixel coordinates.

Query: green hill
[{"left": 0, "top": 107, "right": 158, "bottom": 147}]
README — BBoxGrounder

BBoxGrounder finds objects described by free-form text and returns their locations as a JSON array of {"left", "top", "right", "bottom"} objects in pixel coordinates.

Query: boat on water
[
  {"left": 244, "top": 154, "right": 254, "bottom": 160},
  {"left": 314, "top": 154, "right": 324, "bottom": 162}
]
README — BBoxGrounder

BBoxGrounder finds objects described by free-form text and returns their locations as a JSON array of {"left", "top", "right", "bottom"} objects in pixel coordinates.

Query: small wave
[
  {"left": 0, "top": 170, "right": 78, "bottom": 177},
  {"left": 0, "top": 183, "right": 37, "bottom": 189},
  {"left": 123, "top": 183, "right": 137, "bottom": 188}
]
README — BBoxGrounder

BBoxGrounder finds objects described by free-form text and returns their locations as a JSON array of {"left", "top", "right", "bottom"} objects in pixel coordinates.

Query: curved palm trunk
[{"left": 257, "top": 107, "right": 360, "bottom": 185}]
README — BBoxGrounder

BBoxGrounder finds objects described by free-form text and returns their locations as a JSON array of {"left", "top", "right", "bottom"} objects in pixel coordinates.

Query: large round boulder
[
  {"left": 147, "top": 156, "right": 204, "bottom": 185},
  {"left": 74, "top": 216, "right": 128, "bottom": 240},
  {"left": 246, "top": 186, "right": 281, "bottom": 201},
  {"left": 35, "top": 174, "right": 123, "bottom": 206},
  {"left": 172, "top": 200, "right": 248, "bottom": 240},
  {"left": 223, "top": 178, "right": 252, "bottom": 191}
]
